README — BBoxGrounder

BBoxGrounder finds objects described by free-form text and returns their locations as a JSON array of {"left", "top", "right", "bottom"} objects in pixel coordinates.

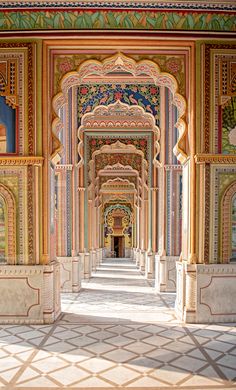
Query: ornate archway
[{"left": 52, "top": 52, "right": 187, "bottom": 164}]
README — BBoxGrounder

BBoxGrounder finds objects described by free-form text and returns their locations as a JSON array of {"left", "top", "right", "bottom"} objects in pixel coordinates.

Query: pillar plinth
[
  {"left": 0, "top": 261, "right": 61, "bottom": 324},
  {"left": 139, "top": 250, "right": 146, "bottom": 272},
  {"left": 84, "top": 252, "right": 91, "bottom": 279},
  {"left": 155, "top": 255, "right": 178, "bottom": 292},
  {"left": 145, "top": 252, "right": 155, "bottom": 279},
  {"left": 58, "top": 256, "right": 81, "bottom": 292}
]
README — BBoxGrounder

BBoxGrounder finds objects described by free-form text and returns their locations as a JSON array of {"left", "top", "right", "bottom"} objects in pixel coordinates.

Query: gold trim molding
[
  {"left": 0, "top": 156, "right": 44, "bottom": 166},
  {"left": 195, "top": 154, "right": 236, "bottom": 164}
]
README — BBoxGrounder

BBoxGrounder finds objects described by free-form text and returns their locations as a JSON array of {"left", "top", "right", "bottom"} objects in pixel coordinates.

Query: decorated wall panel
[
  {"left": 0, "top": 4, "right": 234, "bottom": 33},
  {"left": 201, "top": 45, "right": 236, "bottom": 154},
  {"left": 232, "top": 194, "right": 236, "bottom": 259},
  {"left": 78, "top": 83, "right": 160, "bottom": 123},
  {"left": 199, "top": 44, "right": 236, "bottom": 265},
  {"left": 209, "top": 165, "right": 236, "bottom": 263}
]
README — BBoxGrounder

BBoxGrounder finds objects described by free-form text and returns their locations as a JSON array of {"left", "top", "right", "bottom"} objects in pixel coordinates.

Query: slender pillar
[{"left": 78, "top": 187, "right": 85, "bottom": 252}]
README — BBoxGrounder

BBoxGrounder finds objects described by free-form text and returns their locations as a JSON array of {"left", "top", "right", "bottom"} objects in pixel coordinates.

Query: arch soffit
[
  {"left": 103, "top": 194, "right": 134, "bottom": 205},
  {"left": 98, "top": 180, "right": 138, "bottom": 201},
  {"left": 104, "top": 203, "right": 132, "bottom": 224},
  {"left": 78, "top": 100, "right": 160, "bottom": 167},
  {"left": 90, "top": 171, "right": 138, "bottom": 198},
  {"left": 221, "top": 181, "right": 236, "bottom": 263},
  {"left": 88, "top": 140, "right": 148, "bottom": 182},
  {"left": 99, "top": 185, "right": 137, "bottom": 208},
  {"left": 98, "top": 162, "right": 139, "bottom": 174},
  {"left": 97, "top": 164, "right": 139, "bottom": 190},
  {"left": 101, "top": 177, "right": 136, "bottom": 191},
  {"left": 52, "top": 53, "right": 188, "bottom": 164}
]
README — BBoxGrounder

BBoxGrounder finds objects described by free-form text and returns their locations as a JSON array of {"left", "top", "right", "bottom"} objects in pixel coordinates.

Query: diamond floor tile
[
  {"left": 0, "top": 258, "right": 236, "bottom": 389},
  {"left": 30, "top": 356, "right": 68, "bottom": 373},
  {"left": 49, "top": 366, "right": 89, "bottom": 385},
  {"left": 78, "top": 356, "right": 115, "bottom": 373},
  {"left": 171, "top": 355, "right": 208, "bottom": 372},
  {"left": 151, "top": 365, "right": 191, "bottom": 385},
  {"left": 103, "top": 348, "right": 137, "bottom": 363},
  {"left": 101, "top": 365, "right": 140, "bottom": 385}
]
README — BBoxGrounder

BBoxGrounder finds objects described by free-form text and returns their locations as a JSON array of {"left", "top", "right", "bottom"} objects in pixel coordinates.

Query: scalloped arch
[
  {"left": 78, "top": 100, "right": 160, "bottom": 168},
  {"left": 52, "top": 52, "right": 188, "bottom": 164},
  {"left": 104, "top": 203, "right": 132, "bottom": 225}
]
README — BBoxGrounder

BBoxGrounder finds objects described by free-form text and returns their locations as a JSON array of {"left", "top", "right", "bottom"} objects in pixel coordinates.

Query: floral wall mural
[
  {"left": 78, "top": 83, "right": 160, "bottom": 124},
  {"left": 222, "top": 96, "right": 236, "bottom": 154}
]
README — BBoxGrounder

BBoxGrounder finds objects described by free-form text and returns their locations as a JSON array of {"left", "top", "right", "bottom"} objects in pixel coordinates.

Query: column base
[
  {"left": 139, "top": 250, "right": 146, "bottom": 272},
  {"left": 155, "top": 255, "right": 178, "bottom": 292},
  {"left": 90, "top": 250, "right": 97, "bottom": 271},
  {"left": 57, "top": 256, "right": 81, "bottom": 293},
  {"left": 83, "top": 252, "right": 91, "bottom": 279},
  {"left": 0, "top": 261, "right": 61, "bottom": 324},
  {"left": 125, "top": 248, "right": 131, "bottom": 258},
  {"left": 134, "top": 248, "right": 140, "bottom": 267},
  {"left": 95, "top": 249, "right": 102, "bottom": 266},
  {"left": 145, "top": 252, "right": 155, "bottom": 279},
  {"left": 175, "top": 262, "right": 236, "bottom": 323}
]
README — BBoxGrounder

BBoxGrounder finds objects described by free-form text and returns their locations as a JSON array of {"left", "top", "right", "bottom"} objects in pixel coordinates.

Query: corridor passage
[{"left": 0, "top": 258, "right": 235, "bottom": 389}]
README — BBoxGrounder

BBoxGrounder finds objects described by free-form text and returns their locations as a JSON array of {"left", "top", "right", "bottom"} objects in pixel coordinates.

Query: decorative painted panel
[
  {"left": 0, "top": 196, "right": 6, "bottom": 262},
  {"left": 222, "top": 96, "right": 236, "bottom": 154},
  {"left": 78, "top": 84, "right": 160, "bottom": 123},
  {"left": 54, "top": 53, "right": 186, "bottom": 96},
  {"left": 232, "top": 194, "right": 236, "bottom": 259},
  {"left": 88, "top": 137, "right": 149, "bottom": 161},
  {"left": 0, "top": 8, "right": 235, "bottom": 32},
  {"left": 202, "top": 46, "right": 236, "bottom": 154},
  {"left": 95, "top": 153, "right": 143, "bottom": 177},
  {"left": 166, "top": 168, "right": 182, "bottom": 256},
  {"left": 0, "top": 43, "right": 35, "bottom": 156},
  {"left": 210, "top": 165, "right": 236, "bottom": 263}
]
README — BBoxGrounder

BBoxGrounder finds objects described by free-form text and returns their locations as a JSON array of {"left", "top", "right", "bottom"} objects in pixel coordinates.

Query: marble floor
[{"left": 0, "top": 258, "right": 236, "bottom": 390}]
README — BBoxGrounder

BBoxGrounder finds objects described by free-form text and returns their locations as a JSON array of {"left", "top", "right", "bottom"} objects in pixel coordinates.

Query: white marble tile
[
  {"left": 101, "top": 366, "right": 140, "bottom": 385},
  {"left": 49, "top": 366, "right": 89, "bottom": 385},
  {"left": 0, "top": 258, "right": 235, "bottom": 389}
]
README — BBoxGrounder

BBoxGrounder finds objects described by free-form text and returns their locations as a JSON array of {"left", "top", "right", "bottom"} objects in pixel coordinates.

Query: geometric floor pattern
[{"left": 0, "top": 258, "right": 236, "bottom": 389}]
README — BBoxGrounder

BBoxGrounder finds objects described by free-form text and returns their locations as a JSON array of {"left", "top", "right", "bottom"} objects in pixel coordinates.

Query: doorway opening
[{"left": 113, "top": 236, "right": 124, "bottom": 258}]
